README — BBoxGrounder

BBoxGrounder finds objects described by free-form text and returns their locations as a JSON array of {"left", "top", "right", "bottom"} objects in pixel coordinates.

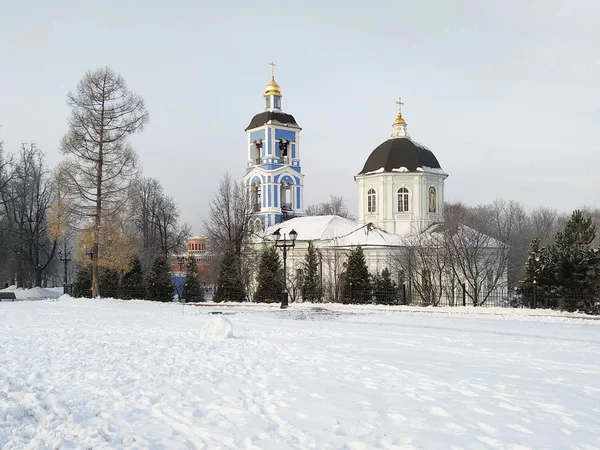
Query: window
[
  {"left": 253, "top": 140, "right": 262, "bottom": 165},
  {"left": 397, "top": 187, "right": 409, "bottom": 212},
  {"left": 367, "top": 188, "right": 376, "bottom": 213},
  {"left": 275, "top": 96, "right": 281, "bottom": 109},
  {"left": 281, "top": 183, "right": 292, "bottom": 211},
  {"left": 279, "top": 140, "right": 289, "bottom": 164},
  {"left": 252, "top": 184, "right": 261, "bottom": 212}
]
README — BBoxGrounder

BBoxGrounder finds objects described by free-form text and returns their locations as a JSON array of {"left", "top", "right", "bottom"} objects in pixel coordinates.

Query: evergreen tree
[
  {"left": 302, "top": 241, "right": 321, "bottom": 302},
  {"left": 213, "top": 247, "right": 246, "bottom": 302},
  {"left": 146, "top": 255, "right": 173, "bottom": 302},
  {"left": 99, "top": 268, "right": 120, "bottom": 298},
  {"left": 548, "top": 210, "right": 599, "bottom": 292},
  {"left": 521, "top": 237, "right": 552, "bottom": 287},
  {"left": 373, "top": 267, "right": 398, "bottom": 304},
  {"left": 341, "top": 246, "right": 371, "bottom": 304},
  {"left": 121, "top": 255, "right": 145, "bottom": 300},
  {"left": 72, "top": 266, "right": 91, "bottom": 298},
  {"left": 254, "top": 246, "right": 284, "bottom": 303},
  {"left": 182, "top": 257, "right": 204, "bottom": 303}
]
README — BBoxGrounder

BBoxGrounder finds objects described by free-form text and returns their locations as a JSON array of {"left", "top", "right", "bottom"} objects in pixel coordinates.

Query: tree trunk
[{"left": 35, "top": 267, "right": 42, "bottom": 288}]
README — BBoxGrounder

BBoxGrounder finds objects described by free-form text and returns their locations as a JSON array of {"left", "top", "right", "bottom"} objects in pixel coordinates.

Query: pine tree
[
  {"left": 254, "top": 246, "right": 284, "bottom": 303},
  {"left": 72, "top": 266, "right": 91, "bottom": 298},
  {"left": 302, "top": 241, "right": 321, "bottom": 302},
  {"left": 341, "top": 246, "right": 371, "bottom": 304},
  {"left": 99, "top": 268, "right": 120, "bottom": 298},
  {"left": 521, "top": 238, "right": 551, "bottom": 287},
  {"left": 121, "top": 255, "right": 145, "bottom": 300},
  {"left": 213, "top": 247, "right": 246, "bottom": 302},
  {"left": 548, "top": 210, "right": 599, "bottom": 292},
  {"left": 182, "top": 257, "right": 204, "bottom": 303},
  {"left": 373, "top": 267, "right": 397, "bottom": 304},
  {"left": 146, "top": 255, "right": 173, "bottom": 302}
]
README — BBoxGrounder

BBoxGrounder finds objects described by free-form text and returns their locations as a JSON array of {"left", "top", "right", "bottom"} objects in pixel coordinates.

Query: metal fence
[{"left": 342, "top": 284, "right": 600, "bottom": 315}]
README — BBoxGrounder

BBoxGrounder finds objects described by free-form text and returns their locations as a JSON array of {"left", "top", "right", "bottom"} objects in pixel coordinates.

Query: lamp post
[
  {"left": 58, "top": 249, "right": 72, "bottom": 294},
  {"left": 177, "top": 256, "right": 185, "bottom": 272},
  {"left": 272, "top": 228, "right": 298, "bottom": 309}
]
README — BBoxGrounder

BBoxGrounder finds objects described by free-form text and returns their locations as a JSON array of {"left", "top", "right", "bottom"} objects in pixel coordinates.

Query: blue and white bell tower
[{"left": 244, "top": 63, "right": 304, "bottom": 232}]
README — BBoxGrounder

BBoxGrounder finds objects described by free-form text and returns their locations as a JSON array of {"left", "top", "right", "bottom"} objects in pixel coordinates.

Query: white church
[{"left": 245, "top": 66, "right": 506, "bottom": 303}]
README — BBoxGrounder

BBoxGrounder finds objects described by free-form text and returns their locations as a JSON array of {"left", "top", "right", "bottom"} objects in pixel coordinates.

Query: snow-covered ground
[{"left": 1, "top": 299, "right": 600, "bottom": 449}]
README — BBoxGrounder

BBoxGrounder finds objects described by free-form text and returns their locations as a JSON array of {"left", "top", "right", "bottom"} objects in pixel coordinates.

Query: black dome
[
  {"left": 358, "top": 138, "right": 442, "bottom": 175},
  {"left": 245, "top": 111, "right": 300, "bottom": 131}
]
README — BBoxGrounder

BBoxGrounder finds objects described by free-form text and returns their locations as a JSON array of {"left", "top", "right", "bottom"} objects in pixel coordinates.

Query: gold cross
[
  {"left": 269, "top": 61, "right": 276, "bottom": 78},
  {"left": 396, "top": 97, "right": 404, "bottom": 113}
]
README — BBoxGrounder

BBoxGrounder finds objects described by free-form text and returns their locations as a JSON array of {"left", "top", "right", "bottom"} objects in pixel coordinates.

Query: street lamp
[
  {"left": 272, "top": 228, "right": 298, "bottom": 309},
  {"left": 177, "top": 256, "right": 185, "bottom": 272},
  {"left": 58, "top": 249, "right": 72, "bottom": 294}
]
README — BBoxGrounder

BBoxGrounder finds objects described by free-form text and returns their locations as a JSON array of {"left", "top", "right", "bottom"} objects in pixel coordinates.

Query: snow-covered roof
[
  {"left": 425, "top": 223, "right": 506, "bottom": 249},
  {"left": 258, "top": 215, "right": 406, "bottom": 248},
  {"left": 261, "top": 215, "right": 359, "bottom": 241}
]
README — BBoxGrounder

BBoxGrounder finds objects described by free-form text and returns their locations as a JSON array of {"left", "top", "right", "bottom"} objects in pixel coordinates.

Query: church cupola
[
  {"left": 390, "top": 97, "right": 410, "bottom": 139},
  {"left": 243, "top": 63, "right": 305, "bottom": 231},
  {"left": 264, "top": 62, "right": 283, "bottom": 111},
  {"left": 355, "top": 98, "right": 448, "bottom": 235}
]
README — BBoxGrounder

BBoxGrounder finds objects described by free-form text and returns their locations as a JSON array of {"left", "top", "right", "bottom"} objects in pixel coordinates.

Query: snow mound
[
  {"left": 0, "top": 287, "right": 61, "bottom": 300},
  {"left": 199, "top": 316, "right": 234, "bottom": 341}
]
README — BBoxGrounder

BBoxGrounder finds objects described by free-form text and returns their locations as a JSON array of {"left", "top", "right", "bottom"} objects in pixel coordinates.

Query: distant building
[{"left": 171, "top": 236, "right": 216, "bottom": 297}]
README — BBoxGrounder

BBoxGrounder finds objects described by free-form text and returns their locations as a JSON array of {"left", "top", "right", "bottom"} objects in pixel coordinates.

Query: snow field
[{"left": 1, "top": 298, "right": 600, "bottom": 449}]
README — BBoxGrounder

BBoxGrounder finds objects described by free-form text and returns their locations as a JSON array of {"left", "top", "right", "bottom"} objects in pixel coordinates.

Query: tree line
[
  {"left": 203, "top": 174, "right": 600, "bottom": 308},
  {"left": 0, "top": 67, "right": 189, "bottom": 294}
]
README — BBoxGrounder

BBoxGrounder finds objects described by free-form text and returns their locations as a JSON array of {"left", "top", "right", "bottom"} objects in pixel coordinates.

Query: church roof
[
  {"left": 245, "top": 111, "right": 300, "bottom": 131},
  {"left": 358, "top": 137, "right": 443, "bottom": 175},
  {"left": 259, "top": 215, "right": 405, "bottom": 248}
]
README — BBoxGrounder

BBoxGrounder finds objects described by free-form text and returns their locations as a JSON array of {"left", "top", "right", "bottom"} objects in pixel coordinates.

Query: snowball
[{"left": 199, "top": 316, "right": 234, "bottom": 341}]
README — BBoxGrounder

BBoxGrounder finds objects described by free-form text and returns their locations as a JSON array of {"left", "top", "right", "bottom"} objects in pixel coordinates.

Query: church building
[{"left": 245, "top": 66, "right": 506, "bottom": 303}]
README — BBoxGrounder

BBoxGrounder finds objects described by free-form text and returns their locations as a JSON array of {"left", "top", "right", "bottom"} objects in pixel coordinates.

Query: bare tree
[
  {"left": 129, "top": 177, "right": 190, "bottom": 268},
  {"left": 203, "top": 173, "right": 249, "bottom": 301},
  {"left": 1, "top": 144, "right": 57, "bottom": 286},
  {"left": 530, "top": 207, "right": 560, "bottom": 244},
  {"left": 395, "top": 227, "right": 454, "bottom": 306},
  {"left": 0, "top": 142, "right": 15, "bottom": 284},
  {"left": 305, "top": 195, "right": 353, "bottom": 219},
  {"left": 440, "top": 219, "right": 509, "bottom": 306},
  {"left": 203, "top": 173, "right": 249, "bottom": 257},
  {"left": 59, "top": 67, "right": 149, "bottom": 296}
]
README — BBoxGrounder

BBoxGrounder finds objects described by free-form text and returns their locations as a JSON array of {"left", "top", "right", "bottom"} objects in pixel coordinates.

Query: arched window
[
  {"left": 281, "top": 182, "right": 292, "bottom": 211},
  {"left": 252, "top": 183, "right": 261, "bottom": 212},
  {"left": 253, "top": 140, "right": 262, "bottom": 165},
  {"left": 367, "top": 188, "right": 376, "bottom": 213},
  {"left": 397, "top": 187, "right": 409, "bottom": 212}
]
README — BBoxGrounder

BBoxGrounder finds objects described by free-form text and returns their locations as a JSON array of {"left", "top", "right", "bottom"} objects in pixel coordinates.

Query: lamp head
[
  {"left": 272, "top": 229, "right": 281, "bottom": 242},
  {"left": 289, "top": 229, "right": 298, "bottom": 243}
]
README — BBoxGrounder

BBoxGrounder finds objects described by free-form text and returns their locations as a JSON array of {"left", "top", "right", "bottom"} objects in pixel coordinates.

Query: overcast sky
[{"left": 1, "top": 0, "right": 599, "bottom": 233}]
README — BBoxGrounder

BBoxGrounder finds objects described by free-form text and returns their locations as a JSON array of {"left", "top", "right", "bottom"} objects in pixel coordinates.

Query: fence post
[
  {"left": 462, "top": 282, "right": 466, "bottom": 307},
  {"left": 532, "top": 282, "right": 537, "bottom": 309}
]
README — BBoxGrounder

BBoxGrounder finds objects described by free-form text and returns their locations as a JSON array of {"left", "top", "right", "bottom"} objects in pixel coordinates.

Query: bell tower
[{"left": 243, "top": 63, "right": 305, "bottom": 232}]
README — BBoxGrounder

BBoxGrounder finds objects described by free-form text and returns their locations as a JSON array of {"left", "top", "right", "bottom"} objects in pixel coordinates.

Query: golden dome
[
  {"left": 393, "top": 97, "right": 406, "bottom": 125},
  {"left": 264, "top": 77, "right": 282, "bottom": 96},
  {"left": 393, "top": 113, "right": 406, "bottom": 126}
]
